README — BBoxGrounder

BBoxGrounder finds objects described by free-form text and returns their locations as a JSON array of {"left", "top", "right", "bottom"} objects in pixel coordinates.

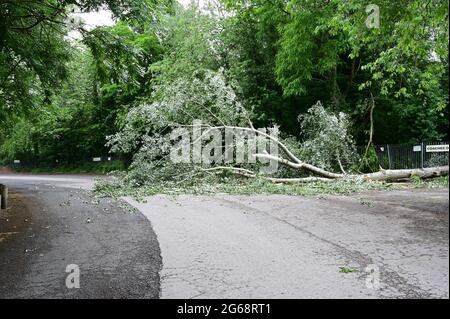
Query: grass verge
[{"left": 94, "top": 174, "right": 449, "bottom": 200}]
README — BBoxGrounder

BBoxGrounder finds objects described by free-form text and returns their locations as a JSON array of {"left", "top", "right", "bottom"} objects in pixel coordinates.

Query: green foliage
[
  {"left": 0, "top": 48, "right": 106, "bottom": 163},
  {"left": 106, "top": 6, "right": 250, "bottom": 185},
  {"left": 0, "top": 0, "right": 167, "bottom": 119},
  {"left": 219, "top": 1, "right": 294, "bottom": 131},
  {"left": 0, "top": 118, "right": 34, "bottom": 162},
  {"left": 360, "top": 145, "right": 381, "bottom": 173},
  {"left": 1, "top": 0, "right": 448, "bottom": 196},
  {"left": 95, "top": 171, "right": 449, "bottom": 199},
  {"left": 425, "top": 175, "right": 449, "bottom": 189},
  {"left": 298, "top": 102, "right": 359, "bottom": 172},
  {"left": 426, "top": 154, "right": 449, "bottom": 168},
  {"left": 0, "top": 0, "right": 69, "bottom": 119},
  {"left": 83, "top": 21, "right": 163, "bottom": 93},
  {"left": 0, "top": 1, "right": 170, "bottom": 165},
  {"left": 224, "top": 0, "right": 449, "bottom": 143},
  {"left": 273, "top": 0, "right": 449, "bottom": 101},
  {"left": 410, "top": 174, "right": 422, "bottom": 185},
  {"left": 339, "top": 266, "right": 357, "bottom": 274}
]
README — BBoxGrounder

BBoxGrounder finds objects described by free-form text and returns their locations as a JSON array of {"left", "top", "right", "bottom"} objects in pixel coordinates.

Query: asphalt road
[
  {"left": 126, "top": 189, "right": 449, "bottom": 299},
  {"left": 0, "top": 175, "right": 161, "bottom": 299},
  {"left": 1, "top": 174, "right": 449, "bottom": 299}
]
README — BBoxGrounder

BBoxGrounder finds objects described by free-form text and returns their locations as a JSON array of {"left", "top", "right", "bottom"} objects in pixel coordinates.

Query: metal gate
[{"left": 373, "top": 141, "right": 449, "bottom": 169}]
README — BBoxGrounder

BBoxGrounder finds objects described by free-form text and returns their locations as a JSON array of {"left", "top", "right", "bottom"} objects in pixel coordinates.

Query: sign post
[{"left": 421, "top": 143, "right": 424, "bottom": 169}]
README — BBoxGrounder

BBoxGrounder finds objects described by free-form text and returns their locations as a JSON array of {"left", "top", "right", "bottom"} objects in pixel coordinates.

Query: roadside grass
[{"left": 94, "top": 173, "right": 449, "bottom": 200}]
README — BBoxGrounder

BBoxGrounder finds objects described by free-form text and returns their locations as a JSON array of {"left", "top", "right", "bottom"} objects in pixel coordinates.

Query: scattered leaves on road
[{"left": 339, "top": 266, "right": 357, "bottom": 273}]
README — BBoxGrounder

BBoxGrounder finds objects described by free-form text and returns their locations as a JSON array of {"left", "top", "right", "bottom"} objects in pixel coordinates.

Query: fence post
[
  {"left": 421, "top": 142, "right": 424, "bottom": 169},
  {"left": 386, "top": 144, "right": 392, "bottom": 169},
  {"left": 0, "top": 184, "right": 7, "bottom": 210}
]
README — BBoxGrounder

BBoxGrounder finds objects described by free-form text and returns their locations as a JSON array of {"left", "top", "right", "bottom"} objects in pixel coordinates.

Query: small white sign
[
  {"left": 92, "top": 157, "right": 102, "bottom": 162},
  {"left": 380, "top": 147, "right": 385, "bottom": 152},
  {"left": 413, "top": 145, "right": 422, "bottom": 152},
  {"left": 426, "top": 145, "right": 449, "bottom": 153},
  {"left": 13, "top": 160, "right": 20, "bottom": 164}
]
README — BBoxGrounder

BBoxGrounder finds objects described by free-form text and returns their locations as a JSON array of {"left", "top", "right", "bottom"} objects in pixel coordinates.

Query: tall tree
[
  {"left": 223, "top": 0, "right": 449, "bottom": 143},
  {"left": 0, "top": 0, "right": 171, "bottom": 120}
]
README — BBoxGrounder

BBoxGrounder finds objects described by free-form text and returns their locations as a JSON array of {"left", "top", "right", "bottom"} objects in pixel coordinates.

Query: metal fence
[
  {"left": 4, "top": 143, "right": 449, "bottom": 171},
  {"left": 8, "top": 155, "right": 121, "bottom": 170},
  {"left": 371, "top": 141, "right": 449, "bottom": 170}
]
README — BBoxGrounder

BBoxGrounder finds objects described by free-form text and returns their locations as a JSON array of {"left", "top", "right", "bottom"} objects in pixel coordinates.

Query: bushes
[
  {"left": 359, "top": 145, "right": 382, "bottom": 173},
  {"left": 426, "top": 153, "right": 449, "bottom": 168}
]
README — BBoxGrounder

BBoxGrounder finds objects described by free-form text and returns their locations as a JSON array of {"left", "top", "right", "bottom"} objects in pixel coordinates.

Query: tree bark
[
  {"left": 363, "top": 91, "right": 375, "bottom": 159},
  {"left": 359, "top": 166, "right": 449, "bottom": 181},
  {"left": 219, "top": 166, "right": 449, "bottom": 183}
]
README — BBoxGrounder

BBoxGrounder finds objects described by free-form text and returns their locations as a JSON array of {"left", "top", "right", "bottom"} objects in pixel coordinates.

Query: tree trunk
[
  {"left": 359, "top": 166, "right": 449, "bottom": 181},
  {"left": 182, "top": 123, "right": 449, "bottom": 184}
]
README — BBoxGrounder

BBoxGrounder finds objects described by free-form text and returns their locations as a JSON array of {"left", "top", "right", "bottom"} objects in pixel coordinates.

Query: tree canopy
[{"left": 0, "top": 0, "right": 448, "bottom": 178}]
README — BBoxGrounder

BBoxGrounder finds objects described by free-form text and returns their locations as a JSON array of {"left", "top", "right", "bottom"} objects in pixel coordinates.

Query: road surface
[
  {"left": 0, "top": 174, "right": 161, "bottom": 298},
  {"left": 1, "top": 174, "right": 449, "bottom": 299},
  {"left": 125, "top": 189, "right": 449, "bottom": 299}
]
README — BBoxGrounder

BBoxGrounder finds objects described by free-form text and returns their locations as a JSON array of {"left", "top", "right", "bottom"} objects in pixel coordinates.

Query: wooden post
[{"left": 0, "top": 184, "right": 7, "bottom": 209}]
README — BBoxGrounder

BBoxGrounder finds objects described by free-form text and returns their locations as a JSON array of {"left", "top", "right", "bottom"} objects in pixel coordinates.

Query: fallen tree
[
  {"left": 195, "top": 123, "right": 449, "bottom": 183},
  {"left": 109, "top": 77, "right": 448, "bottom": 187}
]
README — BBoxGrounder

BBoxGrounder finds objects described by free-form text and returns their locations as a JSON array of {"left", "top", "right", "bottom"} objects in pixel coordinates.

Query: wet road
[
  {"left": 0, "top": 175, "right": 161, "bottom": 299},
  {"left": 126, "top": 189, "right": 449, "bottom": 299},
  {"left": 1, "top": 174, "right": 448, "bottom": 299}
]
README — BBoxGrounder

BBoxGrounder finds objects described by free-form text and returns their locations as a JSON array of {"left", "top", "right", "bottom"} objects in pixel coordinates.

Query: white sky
[
  {"left": 178, "top": 0, "right": 191, "bottom": 6},
  {"left": 72, "top": 0, "right": 199, "bottom": 28},
  {"left": 66, "top": 9, "right": 114, "bottom": 40},
  {"left": 74, "top": 9, "right": 115, "bottom": 29},
  {"left": 178, "top": 0, "right": 205, "bottom": 7},
  {"left": 67, "top": 1, "right": 204, "bottom": 39}
]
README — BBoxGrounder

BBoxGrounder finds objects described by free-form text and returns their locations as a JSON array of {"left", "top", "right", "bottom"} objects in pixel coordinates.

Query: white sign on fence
[
  {"left": 92, "top": 157, "right": 102, "bottom": 162},
  {"left": 426, "top": 145, "right": 449, "bottom": 153},
  {"left": 413, "top": 145, "right": 422, "bottom": 152},
  {"left": 13, "top": 160, "right": 20, "bottom": 164}
]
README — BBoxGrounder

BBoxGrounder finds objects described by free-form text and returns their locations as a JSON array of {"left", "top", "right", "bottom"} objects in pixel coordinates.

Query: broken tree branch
[
  {"left": 170, "top": 121, "right": 448, "bottom": 184},
  {"left": 201, "top": 166, "right": 256, "bottom": 177}
]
